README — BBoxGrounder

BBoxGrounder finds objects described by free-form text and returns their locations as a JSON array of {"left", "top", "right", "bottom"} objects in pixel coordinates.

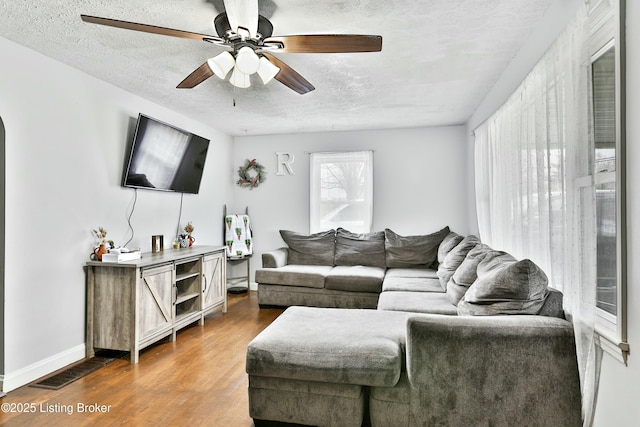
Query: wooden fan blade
[
  {"left": 80, "top": 15, "right": 224, "bottom": 43},
  {"left": 223, "top": 0, "right": 258, "bottom": 38},
  {"left": 177, "top": 63, "right": 215, "bottom": 89},
  {"left": 261, "top": 52, "right": 315, "bottom": 95},
  {"left": 263, "top": 34, "right": 382, "bottom": 53}
]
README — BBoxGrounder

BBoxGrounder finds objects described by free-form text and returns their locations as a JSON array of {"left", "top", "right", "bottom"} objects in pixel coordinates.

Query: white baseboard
[
  {"left": 250, "top": 281, "right": 258, "bottom": 291},
  {"left": 1, "top": 344, "right": 86, "bottom": 393}
]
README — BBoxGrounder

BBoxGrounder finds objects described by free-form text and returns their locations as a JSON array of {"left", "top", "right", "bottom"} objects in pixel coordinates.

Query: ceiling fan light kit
[
  {"left": 207, "top": 47, "right": 279, "bottom": 88},
  {"left": 257, "top": 57, "right": 280, "bottom": 84},
  {"left": 230, "top": 67, "right": 251, "bottom": 88},
  {"left": 80, "top": 0, "right": 382, "bottom": 95},
  {"left": 208, "top": 51, "right": 235, "bottom": 79},
  {"left": 235, "top": 46, "right": 260, "bottom": 74}
]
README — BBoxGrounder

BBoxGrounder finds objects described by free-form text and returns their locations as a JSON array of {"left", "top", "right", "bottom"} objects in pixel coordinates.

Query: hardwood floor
[{"left": 0, "top": 292, "right": 284, "bottom": 427}]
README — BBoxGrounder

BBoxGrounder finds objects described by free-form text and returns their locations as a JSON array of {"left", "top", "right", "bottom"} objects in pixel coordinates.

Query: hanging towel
[{"left": 224, "top": 214, "right": 253, "bottom": 258}]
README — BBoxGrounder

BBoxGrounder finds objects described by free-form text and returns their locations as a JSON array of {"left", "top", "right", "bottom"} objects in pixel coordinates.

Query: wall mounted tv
[{"left": 123, "top": 114, "right": 210, "bottom": 194}]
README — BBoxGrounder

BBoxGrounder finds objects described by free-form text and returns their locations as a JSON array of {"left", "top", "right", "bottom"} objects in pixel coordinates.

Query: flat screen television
[{"left": 123, "top": 114, "right": 210, "bottom": 194}]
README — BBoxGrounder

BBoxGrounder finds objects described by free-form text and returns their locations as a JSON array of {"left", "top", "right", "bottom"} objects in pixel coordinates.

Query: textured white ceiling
[{"left": 0, "top": 0, "right": 553, "bottom": 136}]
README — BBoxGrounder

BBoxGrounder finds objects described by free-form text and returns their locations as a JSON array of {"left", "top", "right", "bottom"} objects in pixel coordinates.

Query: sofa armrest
[
  {"left": 261, "top": 248, "right": 289, "bottom": 268},
  {"left": 406, "top": 314, "right": 582, "bottom": 426}
]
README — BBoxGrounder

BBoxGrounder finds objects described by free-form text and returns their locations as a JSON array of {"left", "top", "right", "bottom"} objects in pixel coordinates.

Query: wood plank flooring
[{"left": 0, "top": 292, "right": 284, "bottom": 427}]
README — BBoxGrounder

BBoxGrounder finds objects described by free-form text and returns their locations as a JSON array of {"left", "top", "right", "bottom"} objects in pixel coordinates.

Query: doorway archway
[{"left": 0, "top": 116, "right": 5, "bottom": 394}]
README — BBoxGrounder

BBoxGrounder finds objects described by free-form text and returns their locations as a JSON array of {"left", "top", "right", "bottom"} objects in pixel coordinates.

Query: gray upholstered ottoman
[{"left": 246, "top": 306, "right": 410, "bottom": 426}]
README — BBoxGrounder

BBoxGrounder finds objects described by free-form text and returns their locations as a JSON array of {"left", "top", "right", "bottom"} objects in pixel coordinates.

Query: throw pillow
[
  {"left": 457, "top": 253, "right": 549, "bottom": 316},
  {"left": 446, "top": 244, "right": 492, "bottom": 305},
  {"left": 436, "top": 235, "right": 481, "bottom": 290},
  {"left": 474, "top": 250, "right": 517, "bottom": 276},
  {"left": 384, "top": 226, "right": 450, "bottom": 268},
  {"left": 280, "top": 229, "right": 336, "bottom": 266},
  {"left": 334, "top": 228, "right": 386, "bottom": 268},
  {"left": 437, "top": 232, "right": 464, "bottom": 264}
]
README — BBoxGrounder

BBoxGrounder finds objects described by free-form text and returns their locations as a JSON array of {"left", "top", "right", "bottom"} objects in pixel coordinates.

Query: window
[
  {"left": 586, "top": 0, "right": 628, "bottom": 361},
  {"left": 592, "top": 46, "right": 617, "bottom": 317},
  {"left": 309, "top": 151, "right": 373, "bottom": 233}
]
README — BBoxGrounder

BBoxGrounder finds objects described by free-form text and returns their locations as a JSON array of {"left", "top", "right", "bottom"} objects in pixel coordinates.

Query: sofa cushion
[
  {"left": 384, "top": 268, "right": 438, "bottom": 279},
  {"left": 377, "top": 291, "right": 458, "bottom": 315},
  {"left": 257, "top": 284, "right": 380, "bottom": 309},
  {"left": 437, "top": 231, "right": 464, "bottom": 264},
  {"left": 325, "top": 266, "right": 385, "bottom": 293},
  {"left": 382, "top": 277, "right": 444, "bottom": 293},
  {"left": 384, "top": 227, "right": 450, "bottom": 269},
  {"left": 246, "top": 306, "right": 411, "bottom": 387},
  {"left": 436, "top": 235, "right": 481, "bottom": 290},
  {"left": 334, "top": 228, "right": 386, "bottom": 268},
  {"left": 457, "top": 251, "right": 549, "bottom": 316},
  {"left": 255, "top": 265, "right": 333, "bottom": 289},
  {"left": 446, "top": 244, "right": 492, "bottom": 305},
  {"left": 280, "top": 229, "right": 336, "bottom": 266},
  {"left": 473, "top": 250, "right": 517, "bottom": 272}
]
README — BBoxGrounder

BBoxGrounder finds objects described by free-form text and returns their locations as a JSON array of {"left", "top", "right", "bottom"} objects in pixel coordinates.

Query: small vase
[
  {"left": 188, "top": 234, "right": 195, "bottom": 247},
  {"left": 94, "top": 244, "right": 108, "bottom": 261}
]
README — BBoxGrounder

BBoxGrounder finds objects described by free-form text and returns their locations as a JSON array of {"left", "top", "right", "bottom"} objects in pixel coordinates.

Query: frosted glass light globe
[
  {"left": 207, "top": 51, "right": 235, "bottom": 79},
  {"left": 235, "top": 47, "right": 260, "bottom": 75}
]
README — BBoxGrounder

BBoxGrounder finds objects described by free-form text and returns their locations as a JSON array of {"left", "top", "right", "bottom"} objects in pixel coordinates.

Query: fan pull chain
[{"left": 232, "top": 84, "right": 237, "bottom": 107}]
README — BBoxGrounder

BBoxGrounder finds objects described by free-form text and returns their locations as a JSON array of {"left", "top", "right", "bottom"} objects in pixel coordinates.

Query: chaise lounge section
[{"left": 247, "top": 307, "right": 582, "bottom": 426}]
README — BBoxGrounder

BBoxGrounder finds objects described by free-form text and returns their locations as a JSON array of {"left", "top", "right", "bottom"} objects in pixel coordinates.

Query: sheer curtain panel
[{"left": 474, "top": 5, "right": 599, "bottom": 425}]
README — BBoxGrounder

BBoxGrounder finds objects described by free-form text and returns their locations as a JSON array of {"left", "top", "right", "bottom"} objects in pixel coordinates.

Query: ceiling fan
[{"left": 81, "top": 0, "right": 382, "bottom": 95}]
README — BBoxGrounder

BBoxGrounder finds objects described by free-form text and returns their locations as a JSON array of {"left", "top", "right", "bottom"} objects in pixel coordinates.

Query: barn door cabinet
[
  {"left": 86, "top": 246, "right": 227, "bottom": 363},
  {"left": 202, "top": 251, "right": 227, "bottom": 315}
]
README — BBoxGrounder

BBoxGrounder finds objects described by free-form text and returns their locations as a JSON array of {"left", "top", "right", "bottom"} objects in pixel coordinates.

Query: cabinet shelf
[
  {"left": 176, "top": 291, "right": 200, "bottom": 305},
  {"left": 176, "top": 272, "right": 200, "bottom": 282}
]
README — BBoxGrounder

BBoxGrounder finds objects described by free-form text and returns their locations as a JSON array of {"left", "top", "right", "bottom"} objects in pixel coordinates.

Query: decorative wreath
[{"left": 237, "top": 158, "right": 266, "bottom": 189}]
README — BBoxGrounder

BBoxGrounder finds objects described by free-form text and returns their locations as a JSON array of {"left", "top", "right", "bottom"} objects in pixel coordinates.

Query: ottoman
[{"left": 246, "top": 306, "right": 410, "bottom": 426}]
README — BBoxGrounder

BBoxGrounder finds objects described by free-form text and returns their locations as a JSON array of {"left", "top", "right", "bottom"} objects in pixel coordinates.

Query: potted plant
[
  {"left": 182, "top": 222, "right": 195, "bottom": 247},
  {"left": 92, "top": 227, "right": 113, "bottom": 260}
]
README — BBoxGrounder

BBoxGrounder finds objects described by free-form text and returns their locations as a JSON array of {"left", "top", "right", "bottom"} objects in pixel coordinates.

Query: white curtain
[
  {"left": 474, "top": 5, "right": 600, "bottom": 425},
  {"left": 310, "top": 151, "right": 373, "bottom": 233}
]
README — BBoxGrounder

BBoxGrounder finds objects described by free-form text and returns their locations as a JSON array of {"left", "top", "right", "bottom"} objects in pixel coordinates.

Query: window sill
[{"left": 595, "top": 330, "right": 629, "bottom": 365}]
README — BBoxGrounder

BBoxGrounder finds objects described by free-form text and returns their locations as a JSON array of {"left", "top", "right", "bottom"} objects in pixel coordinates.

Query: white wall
[
  {"left": 232, "top": 126, "right": 470, "bottom": 283},
  {"left": 593, "top": 2, "right": 640, "bottom": 424},
  {"left": 0, "top": 36, "right": 234, "bottom": 391}
]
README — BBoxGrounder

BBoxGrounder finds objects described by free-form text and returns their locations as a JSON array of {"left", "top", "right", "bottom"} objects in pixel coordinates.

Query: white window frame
[
  {"left": 587, "top": 0, "right": 628, "bottom": 364},
  {"left": 309, "top": 151, "right": 373, "bottom": 234}
]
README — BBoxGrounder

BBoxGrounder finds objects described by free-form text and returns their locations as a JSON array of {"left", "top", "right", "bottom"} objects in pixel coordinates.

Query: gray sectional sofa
[
  {"left": 248, "top": 227, "right": 582, "bottom": 426},
  {"left": 255, "top": 227, "right": 563, "bottom": 316}
]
